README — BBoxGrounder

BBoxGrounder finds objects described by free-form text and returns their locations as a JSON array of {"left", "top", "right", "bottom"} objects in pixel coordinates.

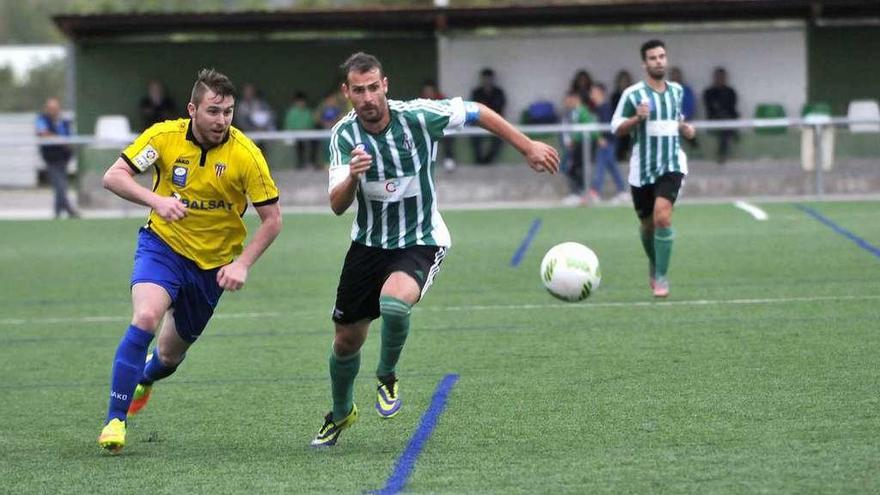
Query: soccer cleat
[
  {"left": 310, "top": 404, "right": 358, "bottom": 447},
  {"left": 375, "top": 375, "right": 401, "bottom": 419},
  {"left": 98, "top": 418, "right": 126, "bottom": 454},
  {"left": 127, "top": 383, "right": 153, "bottom": 416},
  {"left": 653, "top": 277, "right": 670, "bottom": 298}
]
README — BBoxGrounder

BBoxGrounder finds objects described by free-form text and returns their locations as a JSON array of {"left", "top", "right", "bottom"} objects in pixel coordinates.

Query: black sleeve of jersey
[
  {"left": 120, "top": 153, "right": 141, "bottom": 174},
  {"left": 252, "top": 196, "right": 280, "bottom": 207}
]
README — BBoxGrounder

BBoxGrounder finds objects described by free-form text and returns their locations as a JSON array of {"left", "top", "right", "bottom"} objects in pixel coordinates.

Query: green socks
[
  {"left": 329, "top": 295, "right": 411, "bottom": 420},
  {"left": 640, "top": 227, "right": 656, "bottom": 271},
  {"left": 376, "top": 295, "right": 412, "bottom": 378},
  {"left": 330, "top": 350, "right": 360, "bottom": 421},
  {"left": 653, "top": 226, "right": 675, "bottom": 279}
]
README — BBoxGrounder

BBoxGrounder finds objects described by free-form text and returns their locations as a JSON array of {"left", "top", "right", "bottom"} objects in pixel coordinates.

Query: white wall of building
[{"left": 438, "top": 25, "right": 807, "bottom": 121}]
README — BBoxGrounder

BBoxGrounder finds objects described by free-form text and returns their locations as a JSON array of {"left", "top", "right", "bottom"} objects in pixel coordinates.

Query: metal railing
[{"left": 10, "top": 115, "right": 880, "bottom": 197}]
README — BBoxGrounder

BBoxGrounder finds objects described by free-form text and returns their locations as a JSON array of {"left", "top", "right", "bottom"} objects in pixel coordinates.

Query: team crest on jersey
[
  {"left": 214, "top": 162, "right": 227, "bottom": 177},
  {"left": 172, "top": 165, "right": 188, "bottom": 186},
  {"left": 402, "top": 135, "right": 414, "bottom": 151}
]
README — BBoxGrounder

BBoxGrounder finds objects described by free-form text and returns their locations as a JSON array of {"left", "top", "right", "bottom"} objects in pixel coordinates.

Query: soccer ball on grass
[{"left": 540, "top": 242, "right": 601, "bottom": 302}]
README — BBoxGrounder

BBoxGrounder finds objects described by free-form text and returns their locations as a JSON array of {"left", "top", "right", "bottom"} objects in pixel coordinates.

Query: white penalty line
[
  {"left": 734, "top": 200, "right": 768, "bottom": 221},
  {"left": 3, "top": 295, "right": 878, "bottom": 326}
]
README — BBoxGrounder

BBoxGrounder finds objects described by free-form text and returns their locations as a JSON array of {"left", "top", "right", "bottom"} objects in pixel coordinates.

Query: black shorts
[
  {"left": 630, "top": 172, "right": 685, "bottom": 219},
  {"left": 332, "top": 242, "right": 447, "bottom": 324}
]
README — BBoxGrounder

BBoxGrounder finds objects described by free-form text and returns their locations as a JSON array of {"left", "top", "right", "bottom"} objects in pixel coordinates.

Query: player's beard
[
  {"left": 648, "top": 66, "right": 666, "bottom": 81},
  {"left": 357, "top": 102, "right": 386, "bottom": 124}
]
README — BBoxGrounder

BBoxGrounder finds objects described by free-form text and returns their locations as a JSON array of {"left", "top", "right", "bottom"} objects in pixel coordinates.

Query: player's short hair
[
  {"left": 190, "top": 68, "right": 236, "bottom": 106},
  {"left": 341, "top": 52, "right": 383, "bottom": 83},
  {"left": 640, "top": 39, "right": 666, "bottom": 61}
]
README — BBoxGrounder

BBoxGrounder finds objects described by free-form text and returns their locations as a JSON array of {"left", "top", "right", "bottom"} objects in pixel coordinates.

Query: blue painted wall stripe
[
  {"left": 796, "top": 204, "right": 880, "bottom": 259},
  {"left": 374, "top": 373, "right": 460, "bottom": 495},
  {"left": 510, "top": 218, "right": 542, "bottom": 267}
]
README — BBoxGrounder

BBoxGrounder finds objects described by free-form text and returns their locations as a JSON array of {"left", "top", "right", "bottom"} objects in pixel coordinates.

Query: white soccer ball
[{"left": 540, "top": 242, "right": 601, "bottom": 302}]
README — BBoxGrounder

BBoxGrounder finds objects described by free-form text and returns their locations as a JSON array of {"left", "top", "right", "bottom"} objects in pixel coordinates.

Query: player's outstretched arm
[
  {"left": 103, "top": 157, "right": 187, "bottom": 222},
  {"left": 474, "top": 103, "right": 559, "bottom": 174},
  {"left": 217, "top": 201, "right": 282, "bottom": 291}
]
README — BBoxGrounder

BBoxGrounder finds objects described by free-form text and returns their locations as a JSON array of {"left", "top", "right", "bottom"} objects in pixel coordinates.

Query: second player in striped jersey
[
  {"left": 311, "top": 52, "right": 559, "bottom": 447},
  {"left": 612, "top": 39, "right": 696, "bottom": 298}
]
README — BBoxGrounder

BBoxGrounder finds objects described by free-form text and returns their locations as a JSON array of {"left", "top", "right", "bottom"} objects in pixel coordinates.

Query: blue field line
[
  {"left": 796, "top": 204, "right": 880, "bottom": 259},
  {"left": 510, "top": 218, "right": 542, "bottom": 267},
  {"left": 372, "top": 373, "right": 460, "bottom": 495}
]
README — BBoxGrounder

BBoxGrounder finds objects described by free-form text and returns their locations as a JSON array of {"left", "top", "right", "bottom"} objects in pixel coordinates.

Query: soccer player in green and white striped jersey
[
  {"left": 310, "top": 52, "right": 559, "bottom": 447},
  {"left": 612, "top": 39, "right": 696, "bottom": 298}
]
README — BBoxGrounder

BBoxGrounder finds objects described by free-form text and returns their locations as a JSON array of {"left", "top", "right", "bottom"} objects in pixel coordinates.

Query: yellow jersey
[{"left": 121, "top": 118, "right": 279, "bottom": 269}]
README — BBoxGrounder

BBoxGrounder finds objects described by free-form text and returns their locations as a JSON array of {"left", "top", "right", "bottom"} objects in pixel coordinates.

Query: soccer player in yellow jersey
[{"left": 97, "top": 69, "right": 282, "bottom": 454}]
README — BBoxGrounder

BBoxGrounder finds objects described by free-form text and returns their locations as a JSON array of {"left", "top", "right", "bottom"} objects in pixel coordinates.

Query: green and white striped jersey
[
  {"left": 611, "top": 81, "right": 688, "bottom": 186},
  {"left": 328, "top": 97, "right": 467, "bottom": 248}
]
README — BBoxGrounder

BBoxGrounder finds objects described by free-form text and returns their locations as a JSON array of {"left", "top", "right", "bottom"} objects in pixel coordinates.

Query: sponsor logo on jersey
[
  {"left": 174, "top": 157, "right": 191, "bottom": 165},
  {"left": 178, "top": 196, "right": 235, "bottom": 211},
  {"left": 172, "top": 165, "right": 188, "bottom": 186},
  {"left": 385, "top": 179, "right": 398, "bottom": 193}
]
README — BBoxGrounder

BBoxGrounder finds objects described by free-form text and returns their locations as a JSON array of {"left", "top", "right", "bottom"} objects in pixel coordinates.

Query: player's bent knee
[
  {"left": 131, "top": 309, "right": 164, "bottom": 332},
  {"left": 333, "top": 324, "right": 366, "bottom": 355}
]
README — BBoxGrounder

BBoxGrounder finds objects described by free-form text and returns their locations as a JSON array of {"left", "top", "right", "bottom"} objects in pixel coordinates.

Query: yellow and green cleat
[
  {"left": 98, "top": 418, "right": 126, "bottom": 454},
  {"left": 375, "top": 375, "right": 401, "bottom": 419},
  {"left": 310, "top": 404, "right": 358, "bottom": 447}
]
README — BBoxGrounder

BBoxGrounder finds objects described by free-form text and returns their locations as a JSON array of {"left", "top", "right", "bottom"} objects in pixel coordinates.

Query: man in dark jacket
[{"left": 36, "top": 97, "right": 78, "bottom": 218}]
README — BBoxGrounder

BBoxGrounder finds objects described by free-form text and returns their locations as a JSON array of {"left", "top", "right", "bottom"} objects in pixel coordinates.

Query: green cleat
[
  {"left": 310, "top": 404, "right": 358, "bottom": 448},
  {"left": 98, "top": 418, "right": 126, "bottom": 454}
]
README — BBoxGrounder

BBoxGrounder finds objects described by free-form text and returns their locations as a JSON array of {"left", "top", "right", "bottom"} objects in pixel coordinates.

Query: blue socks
[
  {"left": 141, "top": 347, "right": 181, "bottom": 385},
  {"left": 106, "top": 325, "right": 153, "bottom": 423}
]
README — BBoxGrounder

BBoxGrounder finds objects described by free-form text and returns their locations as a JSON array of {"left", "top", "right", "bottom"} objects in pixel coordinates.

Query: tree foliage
[{"left": 0, "top": 59, "right": 66, "bottom": 112}]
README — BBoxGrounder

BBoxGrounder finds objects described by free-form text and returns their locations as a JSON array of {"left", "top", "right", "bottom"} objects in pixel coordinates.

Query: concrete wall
[{"left": 438, "top": 25, "right": 808, "bottom": 121}]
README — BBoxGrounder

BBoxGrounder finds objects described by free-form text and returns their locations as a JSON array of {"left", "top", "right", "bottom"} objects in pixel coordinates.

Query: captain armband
[{"left": 464, "top": 101, "right": 481, "bottom": 124}]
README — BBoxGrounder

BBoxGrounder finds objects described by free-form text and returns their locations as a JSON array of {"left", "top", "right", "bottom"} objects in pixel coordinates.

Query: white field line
[
  {"left": 2, "top": 295, "right": 878, "bottom": 326},
  {"left": 418, "top": 294, "right": 880, "bottom": 312},
  {"left": 734, "top": 201, "right": 769, "bottom": 221},
  {"left": 0, "top": 311, "right": 279, "bottom": 326}
]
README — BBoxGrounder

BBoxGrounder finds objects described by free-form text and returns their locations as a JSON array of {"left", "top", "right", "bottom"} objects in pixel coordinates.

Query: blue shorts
[{"left": 131, "top": 228, "right": 223, "bottom": 343}]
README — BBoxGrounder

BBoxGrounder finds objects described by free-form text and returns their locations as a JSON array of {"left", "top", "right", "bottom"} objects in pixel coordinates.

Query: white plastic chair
[
  {"left": 93, "top": 115, "right": 132, "bottom": 149},
  {"left": 847, "top": 100, "right": 880, "bottom": 133}
]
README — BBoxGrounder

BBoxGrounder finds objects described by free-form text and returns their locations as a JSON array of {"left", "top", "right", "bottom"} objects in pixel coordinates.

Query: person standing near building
[
  {"left": 139, "top": 80, "right": 177, "bottom": 130},
  {"left": 612, "top": 40, "right": 695, "bottom": 298},
  {"left": 312, "top": 52, "right": 558, "bottom": 447},
  {"left": 703, "top": 67, "right": 739, "bottom": 164},
  {"left": 586, "top": 83, "right": 627, "bottom": 204},
  {"left": 36, "top": 97, "right": 78, "bottom": 219},
  {"left": 469, "top": 67, "right": 507, "bottom": 164}
]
